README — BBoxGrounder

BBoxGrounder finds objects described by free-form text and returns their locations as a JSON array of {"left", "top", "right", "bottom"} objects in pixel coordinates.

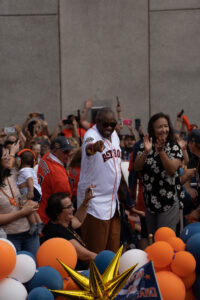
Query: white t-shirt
[
  {"left": 77, "top": 125, "right": 121, "bottom": 220},
  {"left": 17, "top": 167, "right": 41, "bottom": 195}
]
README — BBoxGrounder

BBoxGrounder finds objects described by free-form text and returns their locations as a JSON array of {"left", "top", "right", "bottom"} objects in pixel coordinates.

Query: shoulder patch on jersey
[{"left": 85, "top": 137, "right": 94, "bottom": 144}]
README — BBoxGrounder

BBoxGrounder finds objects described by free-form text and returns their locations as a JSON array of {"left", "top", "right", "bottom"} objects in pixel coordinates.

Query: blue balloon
[
  {"left": 28, "top": 287, "right": 54, "bottom": 300},
  {"left": 94, "top": 250, "right": 115, "bottom": 275},
  {"left": 193, "top": 273, "right": 200, "bottom": 298},
  {"left": 186, "top": 233, "right": 200, "bottom": 272},
  {"left": 17, "top": 250, "right": 36, "bottom": 263},
  {"left": 180, "top": 222, "right": 200, "bottom": 243},
  {"left": 81, "top": 269, "right": 90, "bottom": 278},
  {"left": 26, "top": 266, "right": 63, "bottom": 292}
]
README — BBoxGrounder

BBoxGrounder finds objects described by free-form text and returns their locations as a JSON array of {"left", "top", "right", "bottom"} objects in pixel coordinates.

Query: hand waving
[{"left": 143, "top": 134, "right": 152, "bottom": 153}]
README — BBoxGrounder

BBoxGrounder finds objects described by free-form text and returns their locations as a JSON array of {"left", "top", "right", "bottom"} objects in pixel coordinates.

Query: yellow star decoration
[{"left": 50, "top": 246, "right": 137, "bottom": 300}]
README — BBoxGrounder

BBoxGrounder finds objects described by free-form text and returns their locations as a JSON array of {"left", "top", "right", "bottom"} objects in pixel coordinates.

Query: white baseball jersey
[{"left": 77, "top": 125, "right": 121, "bottom": 220}]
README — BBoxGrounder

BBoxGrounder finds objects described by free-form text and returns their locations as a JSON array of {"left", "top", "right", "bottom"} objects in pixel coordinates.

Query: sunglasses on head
[{"left": 102, "top": 121, "right": 117, "bottom": 128}]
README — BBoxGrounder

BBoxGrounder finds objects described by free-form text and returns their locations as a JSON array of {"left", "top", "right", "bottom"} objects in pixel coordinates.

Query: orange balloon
[
  {"left": 182, "top": 272, "right": 196, "bottom": 289},
  {"left": 63, "top": 277, "right": 80, "bottom": 290},
  {"left": 185, "top": 288, "right": 196, "bottom": 300},
  {"left": 154, "top": 227, "right": 176, "bottom": 242},
  {"left": 156, "top": 271, "right": 185, "bottom": 300},
  {"left": 0, "top": 240, "right": 16, "bottom": 279},
  {"left": 154, "top": 264, "right": 171, "bottom": 273},
  {"left": 145, "top": 241, "right": 174, "bottom": 268},
  {"left": 36, "top": 238, "right": 77, "bottom": 278},
  {"left": 56, "top": 278, "right": 80, "bottom": 300},
  {"left": 167, "top": 237, "right": 185, "bottom": 252},
  {"left": 171, "top": 251, "right": 196, "bottom": 278}
]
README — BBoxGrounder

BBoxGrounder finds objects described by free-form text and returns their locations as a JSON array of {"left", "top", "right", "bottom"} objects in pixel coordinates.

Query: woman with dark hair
[
  {"left": 0, "top": 143, "right": 40, "bottom": 255},
  {"left": 40, "top": 186, "right": 97, "bottom": 270},
  {"left": 134, "top": 112, "right": 185, "bottom": 235}
]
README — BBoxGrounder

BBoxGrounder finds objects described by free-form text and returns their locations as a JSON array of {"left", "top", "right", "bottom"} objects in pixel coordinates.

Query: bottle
[{"left": 148, "top": 233, "right": 153, "bottom": 245}]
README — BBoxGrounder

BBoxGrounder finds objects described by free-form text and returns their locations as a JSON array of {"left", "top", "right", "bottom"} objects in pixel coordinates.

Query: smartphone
[
  {"left": 135, "top": 118, "right": 141, "bottom": 130},
  {"left": 177, "top": 109, "right": 184, "bottom": 118},
  {"left": 29, "top": 113, "right": 39, "bottom": 118},
  {"left": 4, "top": 127, "right": 16, "bottom": 134},
  {"left": 123, "top": 119, "right": 132, "bottom": 126},
  {"left": 38, "top": 113, "right": 44, "bottom": 120},
  {"left": 63, "top": 119, "right": 72, "bottom": 125}
]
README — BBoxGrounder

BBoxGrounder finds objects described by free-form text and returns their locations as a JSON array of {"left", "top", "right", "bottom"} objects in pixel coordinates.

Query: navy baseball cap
[
  {"left": 188, "top": 129, "right": 200, "bottom": 144},
  {"left": 51, "top": 136, "right": 74, "bottom": 151}
]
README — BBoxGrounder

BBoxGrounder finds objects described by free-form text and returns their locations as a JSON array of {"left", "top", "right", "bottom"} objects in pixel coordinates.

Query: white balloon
[
  {"left": 0, "top": 238, "right": 16, "bottom": 252},
  {"left": 8, "top": 254, "right": 36, "bottom": 283},
  {"left": 119, "top": 249, "right": 149, "bottom": 274},
  {"left": 0, "top": 278, "right": 27, "bottom": 300}
]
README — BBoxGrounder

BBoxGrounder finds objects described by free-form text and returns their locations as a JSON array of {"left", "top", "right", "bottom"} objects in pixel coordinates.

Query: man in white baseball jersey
[{"left": 77, "top": 107, "right": 121, "bottom": 253}]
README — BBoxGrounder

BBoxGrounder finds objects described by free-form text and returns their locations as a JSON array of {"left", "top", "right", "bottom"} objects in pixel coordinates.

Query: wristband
[{"left": 87, "top": 143, "right": 96, "bottom": 155}]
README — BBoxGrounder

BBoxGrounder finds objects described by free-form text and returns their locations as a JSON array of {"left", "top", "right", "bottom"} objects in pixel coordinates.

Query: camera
[
  {"left": 29, "top": 113, "right": 45, "bottom": 120},
  {"left": 4, "top": 127, "right": 16, "bottom": 134},
  {"left": 135, "top": 118, "right": 141, "bottom": 130},
  {"left": 63, "top": 114, "right": 79, "bottom": 125},
  {"left": 177, "top": 110, "right": 184, "bottom": 118},
  {"left": 63, "top": 119, "right": 72, "bottom": 125}
]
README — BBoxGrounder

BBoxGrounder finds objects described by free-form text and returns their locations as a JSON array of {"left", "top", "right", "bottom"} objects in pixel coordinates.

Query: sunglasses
[
  {"left": 62, "top": 203, "right": 73, "bottom": 210},
  {"left": 102, "top": 121, "right": 117, "bottom": 128}
]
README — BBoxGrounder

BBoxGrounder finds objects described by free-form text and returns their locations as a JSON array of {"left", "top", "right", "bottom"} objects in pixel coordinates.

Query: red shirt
[{"left": 38, "top": 153, "right": 71, "bottom": 223}]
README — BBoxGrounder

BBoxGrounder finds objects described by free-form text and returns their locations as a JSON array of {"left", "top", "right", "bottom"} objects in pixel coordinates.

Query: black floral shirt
[{"left": 137, "top": 140, "right": 185, "bottom": 213}]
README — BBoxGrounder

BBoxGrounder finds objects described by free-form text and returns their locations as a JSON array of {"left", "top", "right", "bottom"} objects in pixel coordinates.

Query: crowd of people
[{"left": 0, "top": 99, "right": 199, "bottom": 269}]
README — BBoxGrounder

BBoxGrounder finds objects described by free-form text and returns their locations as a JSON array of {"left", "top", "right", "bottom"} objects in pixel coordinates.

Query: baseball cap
[
  {"left": 188, "top": 129, "right": 200, "bottom": 144},
  {"left": 51, "top": 136, "right": 74, "bottom": 151}
]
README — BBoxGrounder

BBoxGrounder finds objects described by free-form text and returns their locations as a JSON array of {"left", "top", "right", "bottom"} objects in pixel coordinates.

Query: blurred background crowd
[{"left": 0, "top": 98, "right": 199, "bottom": 255}]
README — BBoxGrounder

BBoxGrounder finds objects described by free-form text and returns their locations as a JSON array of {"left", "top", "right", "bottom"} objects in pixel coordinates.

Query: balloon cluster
[
  {"left": 0, "top": 237, "right": 78, "bottom": 300},
  {"left": 145, "top": 226, "right": 200, "bottom": 300}
]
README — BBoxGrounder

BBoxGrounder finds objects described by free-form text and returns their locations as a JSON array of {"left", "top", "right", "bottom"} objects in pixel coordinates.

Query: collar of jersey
[{"left": 49, "top": 153, "right": 64, "bottom": 166}]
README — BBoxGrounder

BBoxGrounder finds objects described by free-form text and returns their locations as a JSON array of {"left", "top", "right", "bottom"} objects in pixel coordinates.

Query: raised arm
[
  {"left": 50, "top": 119, "right": 63, "bottom": 141},
  {"left": 134, "top": 134, "right": 152, "bottom": 171},
  {"left": 85, "top": 140, "right": 105, "bottom": 156},
  {"left": 72, "top": 185, "right": 95, "bottom": 229},
  {"left": 80, "top": 99, "right": 93, "bottom": 130}
]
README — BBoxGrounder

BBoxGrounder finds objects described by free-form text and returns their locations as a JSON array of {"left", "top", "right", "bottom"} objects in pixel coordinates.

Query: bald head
[{"left": 96, "top": 107, "right": 117, "bottom": 139}]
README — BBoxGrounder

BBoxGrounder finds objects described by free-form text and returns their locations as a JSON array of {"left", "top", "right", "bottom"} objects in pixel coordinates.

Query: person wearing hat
[
  {"left": 121, "top": 135, "right": 136, "bottom": 161},
  {"left": 37, "top": 136, "right": 73, "bottom": 224},
  {"left": 184, "top": 129, "right": 200, "bottom": 221}
]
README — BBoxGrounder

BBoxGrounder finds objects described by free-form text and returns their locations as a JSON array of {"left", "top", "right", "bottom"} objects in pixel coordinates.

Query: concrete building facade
[{"left": 0, "top": 0, "right": 199, "bottom": 132}]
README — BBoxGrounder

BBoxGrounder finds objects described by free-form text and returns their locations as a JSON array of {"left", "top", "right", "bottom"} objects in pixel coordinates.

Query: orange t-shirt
[
  {"left": 38, "top": 153, "right": 71, "bottom": 223},
  {"left": 62, "top": 128, "right": 86, "bottom": 139}
]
